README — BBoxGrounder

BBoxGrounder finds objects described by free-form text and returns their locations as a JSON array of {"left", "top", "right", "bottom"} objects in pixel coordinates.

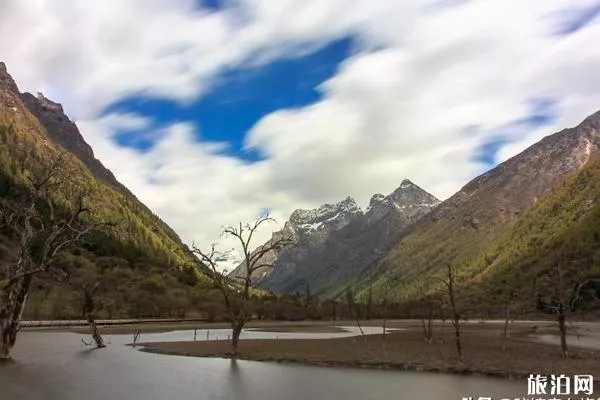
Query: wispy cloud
[
  {"left": 549, "top": 0, "right": 600, "bottom": 35},
  {"left": 1, "top": 0, "right": 600, "bottom": 250},
  {"left": 473, "top": 98, "right": 560, "bottom": 166}
]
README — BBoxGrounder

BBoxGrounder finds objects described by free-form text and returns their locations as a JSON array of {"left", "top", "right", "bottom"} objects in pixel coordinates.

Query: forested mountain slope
[
  {"left": 0, "top": 61, "right": 210, "bottom": 319},
  {"left": 357, "top": 110, "right": 600, "bottom": 306},
  {"left": 466, "top": 154, "right": 600, "bottom": 309}
]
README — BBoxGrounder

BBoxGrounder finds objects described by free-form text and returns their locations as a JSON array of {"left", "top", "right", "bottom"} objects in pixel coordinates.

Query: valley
[{"left": 1, "top": 4, "right": 600, "bottom": 394}]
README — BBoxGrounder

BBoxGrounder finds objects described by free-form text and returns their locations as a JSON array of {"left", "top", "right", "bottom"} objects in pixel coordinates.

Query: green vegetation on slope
[
  {"left": 355, "top": 155, "right": 600, "bottom": 312},
  {"left": 467, "top": 155, "right": 600, "bottom": 308},
  {"left": 347, "top": 110, "right": 600, "bottom": 308},
  {"left": 0, "top": 105, "right": 215, "bottom": 318}
]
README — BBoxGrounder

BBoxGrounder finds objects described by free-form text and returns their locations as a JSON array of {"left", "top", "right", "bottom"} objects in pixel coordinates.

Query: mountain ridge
[
  {"left": 356, "top": 108, "right": 600, "bottom": 303},
  {"left": 0, "top": 61, "right": 205, "bottom": 319},
  {"left": 233, "top": 180, "right": 440, "bottom": 296}
]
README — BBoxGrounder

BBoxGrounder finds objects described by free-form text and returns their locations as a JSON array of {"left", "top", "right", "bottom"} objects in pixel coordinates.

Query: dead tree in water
[
  {"left": 192, "top": 215, "right": 292, "bottom": 357},
  {"left": 131, "top": 329, "right": 141, "bottom": 346},
  {"left": 82, "top": 281, "right": 106, "bottom": 348},
  {"left": 0, "top": 160, "right": 102, "bottom": 360}
]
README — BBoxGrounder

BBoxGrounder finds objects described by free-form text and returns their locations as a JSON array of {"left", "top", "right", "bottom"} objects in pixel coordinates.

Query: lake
[{"left": 0, "top": 329, "right": 527, "bottom": 400}]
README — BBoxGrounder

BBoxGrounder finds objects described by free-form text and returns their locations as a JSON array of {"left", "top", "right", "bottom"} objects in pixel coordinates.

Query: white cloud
[{"left": 2, "top": 0, "right": 600, "bottom": 255}]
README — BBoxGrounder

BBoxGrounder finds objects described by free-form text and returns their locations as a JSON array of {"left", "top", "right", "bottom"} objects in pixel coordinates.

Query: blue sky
[
  {"left": 473, "top": 98, "right": 559, "bottom": 166},
  {"left": 552, "top": 1, "right": 600, "bottom": 35},
  {"left": 104, "top": 37, "right": 353, "bottom": 160},
  {"left": 197, "top": 0, "right": 225, "bottom": 11},
  {"left": 2, "top": 0, "right": 600, "bottom": 250}
]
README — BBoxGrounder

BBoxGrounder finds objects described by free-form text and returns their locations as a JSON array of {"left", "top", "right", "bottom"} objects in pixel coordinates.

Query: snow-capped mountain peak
[
  {"left": 215, "top": 247, "right": 243, "bottom": 273},
  {"left": 366, "top": 179, "right": 440, "bottom": 216},
  {"left": 400, "top": 179, "right": 413, "bottom": 189},
  {"left": 239, "top": 179, "right": 441, "bottom": 295},
  {"left": 289, "top": 197, "right": 362, "bottom": 233}
]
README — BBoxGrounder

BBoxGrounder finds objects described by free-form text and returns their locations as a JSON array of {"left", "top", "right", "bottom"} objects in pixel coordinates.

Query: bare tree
[
  {"left": 0, "top": 161, "right": 101, "bottom": 359},
  {"left": 440, "top": 264, "right": 462, "bottom": 362},
  {"left": 344, "top": 288, "right": 366, "bottom": 340},
  {"left": 537, "top": 248, "right": 600, "bottom": 358},
  {"left": 81, "top": 281, "right": 106, "bottom": 348},
  {"left": 191, "top": 215, "right": 292, "bottom": 357},
  {"left": 366, "top": 278, "right": 373, "bottom": 321},
  {"left": 304, "top": 282, "right": 311, "bottom": 319},
  {"left": 53, "top": 266, "right": 109, "bottom": 348},
  {"left": 380, "top": 282, "right": 391, "bottom": 348},
  {"left": 501, "top": 291, "right": 515, "bottom": 350},
  {"left": 418, "top": 293, "right": 436, "bottom": 344},
  {"left": 325, "top": 299, "right": 337, "bottom": 321}
]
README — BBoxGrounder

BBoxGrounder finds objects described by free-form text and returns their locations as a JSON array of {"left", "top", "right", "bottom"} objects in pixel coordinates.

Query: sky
[{"left": 1, "top": 0, "right": 600, "bottom": 260}]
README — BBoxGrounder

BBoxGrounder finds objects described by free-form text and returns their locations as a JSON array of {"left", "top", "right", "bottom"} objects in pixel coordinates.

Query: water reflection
[{"left": 0, "top": 330, "right": 526, "bottom": 400}]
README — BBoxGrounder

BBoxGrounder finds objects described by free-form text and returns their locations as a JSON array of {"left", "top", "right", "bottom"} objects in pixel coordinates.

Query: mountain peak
[
  {"left": 20, "top": 91, "right": 96, "bottom": 162},
  {"left": 35, "top": 91, "right": 65, "bottom": 114},
  {"left": 369, "top": 193, "right": 385, "bottom": 208},
  {"left": 368, "top": 179, "right": 440, "bottom": 213},
  {"left": 288, "top": 196, "right": 361, "bottom": 232},
  {"left": 0, "top": 61, "right": 19, "bottom": 94},
  {"left": 400, "top": 179, "right": 413, "bottom": 188},
  {"left": 581, "top": 109, "right": 600, "bottom": 130},
  {"left": 254, "top": 179, "right": 440, "bottom": 295}
]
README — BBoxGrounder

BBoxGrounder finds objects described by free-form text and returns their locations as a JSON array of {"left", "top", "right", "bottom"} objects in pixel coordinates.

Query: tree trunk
[
  {"left": 420, "top": 316, "right": 428, "bottom": 341},
  {"left": 502, "top": 307, "right": 510, "bottom": 350},
  {"left": 446, "top": 264, "right": 462, "bottom": 362},
  {"left": 0, "top": 274, "right": 34, "bottom": 360},
  {"left": 382, "top": 317, "right": 387, "bottom": 344},
  {"left": 355, "top": 317, "right": 366, "bottom": 342},
  {"left": 366, "top": 284, "right": 372, "bottom": 320},
  {"left": 420, "top": 303, "right": 434, "bottom": 344},
  {"left": 82, "top": 284, "right": 106, "bottom": 349},
  {"left": 453, "top": 317, "right": 462, "bottom": 362},
  {"left": 231, "top": 319, "right": 245, "bottom": 357},
  {"left": 86, "top": 315, "right": 106, "bottom": 348},
  {"left": 558, "top": 306, "right": 568, "bottom": 358},
  {"left": 0, "top": 314, "right": 11, "bottom": 360},
  {"left": 427, "top": 307, "right": 433, "bottom": 344},
  {"left": 9, "top": 275, "right": 32, "bottom": 335}
]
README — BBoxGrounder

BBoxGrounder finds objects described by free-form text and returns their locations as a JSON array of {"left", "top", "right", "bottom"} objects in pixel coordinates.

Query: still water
[{"left": 0, "top": 330, "right": 526, "bottom": 400}]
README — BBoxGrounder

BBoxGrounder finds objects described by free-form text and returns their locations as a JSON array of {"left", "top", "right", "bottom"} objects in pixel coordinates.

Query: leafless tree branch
[{"left": 190, "top": 214, "right": 292, "bottom": 357}]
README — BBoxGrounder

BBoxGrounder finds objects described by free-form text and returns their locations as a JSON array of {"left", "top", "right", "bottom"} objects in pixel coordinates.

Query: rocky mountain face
[
  {"left": 232, "top": 181, "right": 440, "bottom": 296},
  {"left": 0, "top": 61, "right": 201, "bottom": 319},
  {"left": 360, "top": 109, "right": 600, "bottom": 302},
  {"left": 230, "top": 197, "right": 362, "bottom": 280},
  {"left": 0, "top": 63, "right": 184, "bottom": 245},
  {"left": 465, "top": 152, "right": 600, "bottom": 309},
  {"left": 20, "top": 92, "right": 122, "bottom": 189}
]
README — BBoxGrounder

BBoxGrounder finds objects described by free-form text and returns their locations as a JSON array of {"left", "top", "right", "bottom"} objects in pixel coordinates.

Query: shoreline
[
  {"left": 24, "top": 318, "right": 561, "bottom": 334},
  {"left": 135, "top": 326, "right": 600, "bottom": 383},
  {"left": 137, "top": 344, "right": 529, "bottom": 381}
]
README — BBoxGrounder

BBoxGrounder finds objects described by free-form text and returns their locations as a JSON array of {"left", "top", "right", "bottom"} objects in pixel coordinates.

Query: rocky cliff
[{"left": 233, "top": 181, "right": 440, "bottom": 296}]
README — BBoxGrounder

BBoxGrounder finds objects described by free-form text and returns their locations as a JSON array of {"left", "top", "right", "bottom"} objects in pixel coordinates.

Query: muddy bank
[{"left": 138, "top": 327, "right": 600, "bottom": 381}]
